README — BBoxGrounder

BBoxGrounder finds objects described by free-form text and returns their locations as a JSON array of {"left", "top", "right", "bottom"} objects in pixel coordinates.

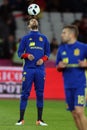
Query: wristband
[
  {"left": 41, "top": 55, "right": 48, "bottom": 62},
  {"left": 21, "top": 53, "right": 29, "bottom": 59},
  {"left": 56, "top": 65, "right": 64, "bottom": 72}
]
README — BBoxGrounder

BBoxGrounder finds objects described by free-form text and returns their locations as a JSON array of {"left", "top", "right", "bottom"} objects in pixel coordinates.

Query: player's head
[
  {"left": 61, "top": 25, "right": 79, "bottom": 43},
  {"left": 28, "top": 18, "right": 38, "bottom": 30}
]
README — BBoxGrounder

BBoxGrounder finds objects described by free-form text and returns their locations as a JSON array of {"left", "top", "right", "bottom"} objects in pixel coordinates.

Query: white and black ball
[{"left": 28, "top": 4, "right": 40, "bottom": 16}]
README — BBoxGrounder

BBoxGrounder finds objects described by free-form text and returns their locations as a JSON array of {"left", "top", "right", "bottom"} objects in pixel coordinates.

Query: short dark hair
[{"left": 63, "top": 25, "right": 79, "bottom": 38}]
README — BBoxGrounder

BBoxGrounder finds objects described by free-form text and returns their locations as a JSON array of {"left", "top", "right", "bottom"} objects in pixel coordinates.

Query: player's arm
[
  {"left": 36, "top": 37, "right": 50, "bottom": 65},
  {"left": 78, "top": 45, "right": 87, "bottom": 68},
  {"left": 43, "top": 37, "right": 50, "bottom": 61},
  {"left": 40, "top": 36, "right": 50, "bottom": 62},
  {"left": 56, "top": 48, "right": 67, "bottom": 72},
  {"left": 18, "top": 37, "right": 34, "bottom": 61},
  {"left": 78, "top": 60, "right": 87, "bottom": 68},
  {"left": 18, "top": 37, "right": 28, "bottom": 58}
]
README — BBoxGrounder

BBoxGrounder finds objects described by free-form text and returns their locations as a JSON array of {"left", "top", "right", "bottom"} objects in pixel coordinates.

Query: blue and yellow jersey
[
  {"left": 18, "top": 31, "right": 50, "bottom": 70},
  {"left": 56, "top": 41, "right": 87, "bottom": 88}
]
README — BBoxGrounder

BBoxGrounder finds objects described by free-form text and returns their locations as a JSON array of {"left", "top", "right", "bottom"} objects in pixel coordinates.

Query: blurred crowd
[
  {"left": 34, "top": 0, "right": 87, "bottom": 12},
  {"left": 45, "top": 0, "right": 87, "bottom": 12},
  {"left": 72, "top": 14, "right": 87, "bottom": 43},
  {"left": 0, "top": 0, "right": 87, "bottom": 66}
]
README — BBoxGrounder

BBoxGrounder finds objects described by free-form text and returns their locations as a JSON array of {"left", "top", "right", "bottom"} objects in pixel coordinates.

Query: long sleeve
[
  {"left": 44, "top": 37, "right": 50, "bottom": 58},
  {"left": 18, "top": 37, "right": 26, "bottom": 58}
]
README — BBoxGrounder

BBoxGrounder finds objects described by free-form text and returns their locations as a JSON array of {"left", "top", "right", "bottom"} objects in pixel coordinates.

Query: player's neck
[
  {"left": 67, "top": 39, "right": 77, "bottom": 44},
  {"left": 30, "top": 29, "right": 38, "bottom": 31}
]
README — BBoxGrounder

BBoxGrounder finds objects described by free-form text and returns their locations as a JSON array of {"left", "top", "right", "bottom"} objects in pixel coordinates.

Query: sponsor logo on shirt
[
  {"left": 29, "top": 42, "right": 35, "bottom": 47},
  {"left": 30, "top": 46, "right": 43, "bottom": 50},
  {"left": 62, "top": 58, "right": 69, "bottom": 63}
]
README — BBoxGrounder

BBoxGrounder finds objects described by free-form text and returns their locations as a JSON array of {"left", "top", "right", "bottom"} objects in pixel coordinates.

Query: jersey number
[{"left": 78, "top": 95, "right": 85, "bottom": 105}]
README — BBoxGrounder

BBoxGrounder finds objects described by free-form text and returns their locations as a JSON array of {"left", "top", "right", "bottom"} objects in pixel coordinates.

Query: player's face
[
  {"left": 29, "top": 19, "right": 38, "bottom": 30},
  {"left": 61, "top": 29, "right": 72, "bottom": 43}
]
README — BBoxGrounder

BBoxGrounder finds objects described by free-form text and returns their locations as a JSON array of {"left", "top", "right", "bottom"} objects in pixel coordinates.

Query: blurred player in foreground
[
  {"left": 56, "top": 25, "right": 87, "bottom": 130},
  {"left": 16, "top": 18, "right": 50, "bottom": 126}
]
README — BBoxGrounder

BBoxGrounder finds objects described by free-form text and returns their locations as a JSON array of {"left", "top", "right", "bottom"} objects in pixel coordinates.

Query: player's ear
[
  {"left": 27, "top": 20, "right": 30, "bottom": 29},
  {"left": 28, "top": 24, "right": 30, "bottom": 29}
]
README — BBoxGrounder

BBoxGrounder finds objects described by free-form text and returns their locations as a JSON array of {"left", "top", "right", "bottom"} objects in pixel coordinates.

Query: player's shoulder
[
  {"left": 77, "top": 41, "right": 83, "bottom": 45},
  {"left": 58, "top": 43, "right": 65, "bottom": 49},
  {"left": 57, "top": 43, "right": 65, "bottom": 53},
  {"left": 21, "top": 33, "right": 33, "bottom": 41},
  {"left": 38, "top": 32, "right": 48, "bottom": 40},
  {"left": 21, "top": 34, "right": 29, "bottom": 40},
  {"left": 76, "top": 41, "right": 87, "bottom": 48},
  {"left": 38, "top": 32, "right": 50, "bottom": 44}
]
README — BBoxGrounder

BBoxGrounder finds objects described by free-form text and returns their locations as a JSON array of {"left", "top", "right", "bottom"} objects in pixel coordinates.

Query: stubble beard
[
  {"left": 62, "top": 38, "right": 71, "bottom": 43},
  {"left": 31, "top": 25, "right": 38, "bottom": 30}
]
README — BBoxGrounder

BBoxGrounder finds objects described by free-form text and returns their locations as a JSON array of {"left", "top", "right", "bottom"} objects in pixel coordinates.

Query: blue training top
[
  {"left": 56, "top": 41, "right": 87, "bottom": 88},
  {"left": 18, "top": 31, "right": 50, "bottom": 70}
]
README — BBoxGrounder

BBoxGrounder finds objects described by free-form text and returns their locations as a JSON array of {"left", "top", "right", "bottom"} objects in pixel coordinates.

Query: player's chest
[
  {"left": 61, "top": 47, "right": 84, "bottom": 60},
  {"left": 26, "top": 37, "right": 45, "bottom": 49}
]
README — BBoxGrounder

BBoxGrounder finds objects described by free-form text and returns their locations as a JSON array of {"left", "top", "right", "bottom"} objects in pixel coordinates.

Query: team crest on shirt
[
  {"left": 39, "top": 37, "right": 43, "bottom": 42},
  {"left": 74, "top": 48, "right": 80, "bottom": 56}
]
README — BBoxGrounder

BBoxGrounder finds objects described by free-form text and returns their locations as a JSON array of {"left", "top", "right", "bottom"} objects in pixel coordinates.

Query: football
[{"left": 28, "top": 4, "right": 40, "bottom": 16}]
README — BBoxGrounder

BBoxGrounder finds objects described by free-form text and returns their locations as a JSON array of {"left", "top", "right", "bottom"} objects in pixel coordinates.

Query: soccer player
[
  {"left": 56, "top": 25, "right": 87, "bottom": 130},
  {"left": 16, "top": 18, "right": 50, "bottom": 126}
]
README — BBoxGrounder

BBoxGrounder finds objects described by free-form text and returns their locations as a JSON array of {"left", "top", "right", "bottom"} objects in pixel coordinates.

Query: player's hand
[
  {"left": 56, "top": 61, "right": 67, "bottom": 72},
  {"left": 36, "top": 59, "right": 44, "bottom": 65},
  {"left": 78, "top": 60, "right": 87, "bottom": 68},
  {"left": 28, "top": 54, "right": 35, "bottom": 61},
  {"left": 58, "top": 61, "right": 67, "bottom": 68}
]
